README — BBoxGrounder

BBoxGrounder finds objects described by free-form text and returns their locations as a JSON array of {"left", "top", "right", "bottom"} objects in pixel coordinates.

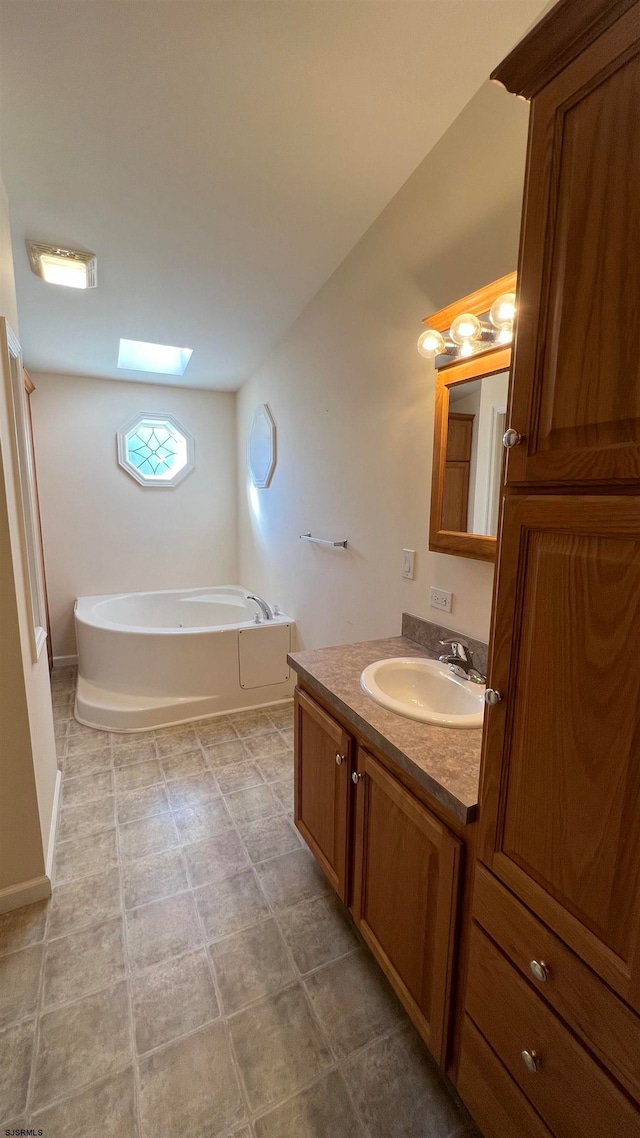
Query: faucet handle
[{"left": 439, "top": 637, "right": 469, "bottom": 659}]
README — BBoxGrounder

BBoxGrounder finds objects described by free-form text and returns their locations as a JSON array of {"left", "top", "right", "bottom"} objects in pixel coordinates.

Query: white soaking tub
[{"left": 75, "top": 586, "right": 295, "bottom": 731}]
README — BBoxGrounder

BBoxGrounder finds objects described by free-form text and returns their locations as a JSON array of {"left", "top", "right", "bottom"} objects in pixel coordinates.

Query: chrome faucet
[
  {"left": 247, "top": 593, "right": 274, "bottom": 621},
  {"left": 439, "top": 638, "right": 486, "bottom": 685}
]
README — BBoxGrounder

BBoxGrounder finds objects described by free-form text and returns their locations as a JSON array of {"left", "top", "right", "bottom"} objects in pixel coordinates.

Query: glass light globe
[
  {"left": 417, "top": 328, "right": 445, "bottom": 358},
  {"left": 497, "top": 326, "right": 513, "bottom": 344},
  {"left": 450, "top": 312, "right": 481, "bottom": 346},
  {"left": 490, "top": 292, "right": 516, "bottom": 329}
]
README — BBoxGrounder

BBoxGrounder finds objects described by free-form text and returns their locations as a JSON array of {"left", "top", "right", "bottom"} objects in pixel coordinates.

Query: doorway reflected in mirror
[{"left": 444, "top": 371, "right": 508, "bottom": 538}]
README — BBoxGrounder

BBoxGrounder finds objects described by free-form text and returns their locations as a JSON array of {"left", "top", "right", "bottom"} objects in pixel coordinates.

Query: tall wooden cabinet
[
  {"left": 460, "top": 1, "right": 640, "bottom": 1135},
  {"left": 504, "top": 2, "right": 640, "bottom": 488}
]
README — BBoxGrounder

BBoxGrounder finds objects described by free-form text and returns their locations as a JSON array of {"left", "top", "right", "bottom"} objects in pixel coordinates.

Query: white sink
[{"left": 360, "top": 657, "right": 485, "bottom": 729}]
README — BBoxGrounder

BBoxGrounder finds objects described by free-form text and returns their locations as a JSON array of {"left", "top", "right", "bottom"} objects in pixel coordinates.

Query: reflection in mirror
[{"left": 443, "top": 371, "right": 509, "bottom": 537}]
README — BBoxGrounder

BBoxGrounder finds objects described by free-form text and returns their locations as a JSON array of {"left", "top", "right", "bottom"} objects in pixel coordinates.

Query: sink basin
[{"left": 360, "top": 657, "right": 485, "bottom": 729}]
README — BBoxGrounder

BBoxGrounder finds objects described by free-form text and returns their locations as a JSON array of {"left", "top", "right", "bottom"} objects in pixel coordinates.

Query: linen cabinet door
[
  {"left": 294, "top": 687, "right": 353, "bottom": 902},
  {"left": 479, "top": 495, "right": 640, "bottom": 1012},
  {"left": 505, "top": 6, "right": 640, "bottom": 487},
  {"left": 352, "top": 748, "right": 461, "bottom": 1065}
]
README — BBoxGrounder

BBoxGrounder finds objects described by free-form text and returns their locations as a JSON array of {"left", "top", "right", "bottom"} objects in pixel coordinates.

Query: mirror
[
  {"left": 429, "top": 347, "right": 512, "bottom": 562},
  {"left": 248, "top": 403, "right": 276, "bottom": 488},
  {"left": 425, "top": 273, "right": 516, "bottom": 563},
  {"left": 444, "top": 371, "right": 508, "bottom": 537}
]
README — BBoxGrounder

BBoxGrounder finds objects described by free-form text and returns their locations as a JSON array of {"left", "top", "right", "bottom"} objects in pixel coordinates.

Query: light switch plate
[
  {"left": 402, "top": 549, "right": 415, "bottom": 580},
  {"left": 430, "top": 586, "right": 452, "bottom": 613}
]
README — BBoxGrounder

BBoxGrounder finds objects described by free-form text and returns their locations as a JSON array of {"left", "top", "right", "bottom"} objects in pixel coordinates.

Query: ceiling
[{"left": 0, "top": 1, "right": 546, "bottom": 391}]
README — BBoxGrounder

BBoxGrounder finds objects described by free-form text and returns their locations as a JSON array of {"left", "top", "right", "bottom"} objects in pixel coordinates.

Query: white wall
[
  {"left": 31, "top": 374, "right": 238, "bottom": 658},
  {"left": 237, "top": 82, "right": 529, "bottom": 650},
  {"left": 0, "top": 169, "right": 57, "bottom": 903}
]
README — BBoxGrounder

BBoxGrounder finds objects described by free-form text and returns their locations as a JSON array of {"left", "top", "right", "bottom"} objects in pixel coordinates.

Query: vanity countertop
[{"left": 288, "top": 635, "right": 482, "bottom": 825}]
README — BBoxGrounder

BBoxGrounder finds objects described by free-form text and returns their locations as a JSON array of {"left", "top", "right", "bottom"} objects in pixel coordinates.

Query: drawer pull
[
  {"left": 352, "top": 771, "right": 362, "bottom": 784},
  {"left": 335, "top": 753, "right": 344, "bottom": 766},
  {"left": 521, "top": 1049, "right": 540, "bottom": 1074},
  {"left": 529, "top": 959, "right": 549, "bottom": 983}
]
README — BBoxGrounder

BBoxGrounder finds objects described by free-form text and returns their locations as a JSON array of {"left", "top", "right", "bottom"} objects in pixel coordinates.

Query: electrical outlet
[
  {"left": 430, "top": 586, "right": 452, "bottom": 613},
  {"left": 402, "top": 549, "right": 415, "bottom": 580}
]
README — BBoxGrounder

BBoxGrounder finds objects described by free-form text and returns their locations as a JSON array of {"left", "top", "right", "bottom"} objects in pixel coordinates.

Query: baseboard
[
  {"left": 45, "top": 768, "right": 62, "bottom": 881},
  {"left": 0, "top": 874, "right": 51, "bottom": 914},
  {"left": 53, "top": 653, "right": 78, "bottom": 668}
]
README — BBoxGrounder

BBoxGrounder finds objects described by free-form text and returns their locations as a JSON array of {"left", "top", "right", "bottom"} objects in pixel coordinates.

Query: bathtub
[{"left": 75, "top": 586, "right": 295, "bottom": 732}]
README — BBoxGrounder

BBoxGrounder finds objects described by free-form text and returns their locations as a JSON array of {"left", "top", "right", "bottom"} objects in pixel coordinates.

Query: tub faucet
[
  {"left": 247, "top": 594, "right": 274, "bottom": 621},
  {"left": 439, "top": 638, "right": 486, "bottom": 685}
]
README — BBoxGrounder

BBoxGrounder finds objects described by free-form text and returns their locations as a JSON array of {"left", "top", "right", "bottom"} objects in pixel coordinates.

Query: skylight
[{"left": 117, "top": 338, "right": 193, "bottom": 376}]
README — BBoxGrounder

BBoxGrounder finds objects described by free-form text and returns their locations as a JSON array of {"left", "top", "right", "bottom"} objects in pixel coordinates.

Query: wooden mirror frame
[{"left": 427, "top": 273, "right": 516, "bottom": 563}]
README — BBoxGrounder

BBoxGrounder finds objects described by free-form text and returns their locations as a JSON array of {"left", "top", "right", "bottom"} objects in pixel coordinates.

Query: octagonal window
[{"left": 117, "top": 412, "right": 194, "bottom": 487}]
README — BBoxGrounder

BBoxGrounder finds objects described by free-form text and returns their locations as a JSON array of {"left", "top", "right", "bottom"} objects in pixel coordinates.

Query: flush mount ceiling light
[
  {"left": 26, "top": 241, "right": 97, "bottom": 288},
  {"left": 117, "top": 338, "right": 193, "bottom": 376}
]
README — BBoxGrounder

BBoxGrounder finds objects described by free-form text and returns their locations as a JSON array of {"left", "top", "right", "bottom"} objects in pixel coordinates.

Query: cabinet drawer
[
  {"left": 473, "top": 865, "right": 640, "bottom": 1104},
  {"left": 458, "top": 1016, "right": 553, "bottom": 1138},
  {"left": 466, "top": 924, "right": 640, "bottom": 1138}
]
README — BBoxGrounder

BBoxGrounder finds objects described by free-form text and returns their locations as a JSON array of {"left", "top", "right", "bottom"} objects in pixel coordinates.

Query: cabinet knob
[
  {"left": 335, "top": 753, "right": 344, "bottom": 766},
  {"left": 484, "top": 688, "right": 502, "bottom": 706},
  {"left": 503, "top": 428, "right": 522, "bottom": 449},
  {"left": 529, "top": 959, "right": 549, "bottom": 983},
  {"left": 521, "top": 1049, "right": 540, "bottom": 1074},
  {"left": 351, "top": 771, "right": 362, "bottom": 784}
]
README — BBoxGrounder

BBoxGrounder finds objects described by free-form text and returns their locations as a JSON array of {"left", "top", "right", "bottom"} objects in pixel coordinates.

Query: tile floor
[{"left": 0, "top": 667, "right": 477, "bottom": 1137}]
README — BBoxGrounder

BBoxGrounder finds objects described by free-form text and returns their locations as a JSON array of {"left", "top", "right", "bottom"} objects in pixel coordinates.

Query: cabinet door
[
  {"left": 479, "top": 495, "right": 640, "bottom": 1011},
  {"left": 506, "top": 7, "right": 640, "bottom": 486},
  {"left": 294, "top": 687, "right": 353, "bottom": 902},
  {"left": 352, "top": 748, "right": 461, "bottom": 1064},
  {"left": 442, "top": 462, "right": 471, "bottom": 532},
  {"left": 446, "top": 414, "right": 474, "bottom": 462}
]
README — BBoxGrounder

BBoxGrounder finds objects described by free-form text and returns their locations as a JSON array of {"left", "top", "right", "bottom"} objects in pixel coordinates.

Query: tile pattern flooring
[{"left": 0, "top": 668, "right": 477, "bottom": 1137}]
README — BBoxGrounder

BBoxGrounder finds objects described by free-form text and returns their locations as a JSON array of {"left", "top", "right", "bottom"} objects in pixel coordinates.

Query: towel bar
[{"left": 300, "top": 533, "right": 348, "bottom": 549}]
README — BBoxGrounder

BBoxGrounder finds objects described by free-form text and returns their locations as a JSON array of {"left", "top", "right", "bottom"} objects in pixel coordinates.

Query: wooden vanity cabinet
[
  {"left": 351, "top": 747, "right": 462, "bottom": 1065},
  {"left": 294, "top": 686, "right": 353, "bottom": 902},
  {"left": 294, "top": 686, "right": 465, "bottom": 1067}
]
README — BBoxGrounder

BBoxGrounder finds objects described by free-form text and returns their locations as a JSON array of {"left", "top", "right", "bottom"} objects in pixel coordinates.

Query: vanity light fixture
[
  {"left": 490, "top": 292, "right": 516, "bottom": 345},
  {"left": 27, "top": 241, "right": 97, "bottom": 289},
  {"left": 418, "top": 276, "right": 518, "bottom": 367},
  {"left": 417, "top": 329, "right": 446, "bottom": 358},
  {"left": 449, "top": 312, "right": 482, "bottom": 346},
  {"left": 489, "top": 292, "right": 517, "bottom": 329}
]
